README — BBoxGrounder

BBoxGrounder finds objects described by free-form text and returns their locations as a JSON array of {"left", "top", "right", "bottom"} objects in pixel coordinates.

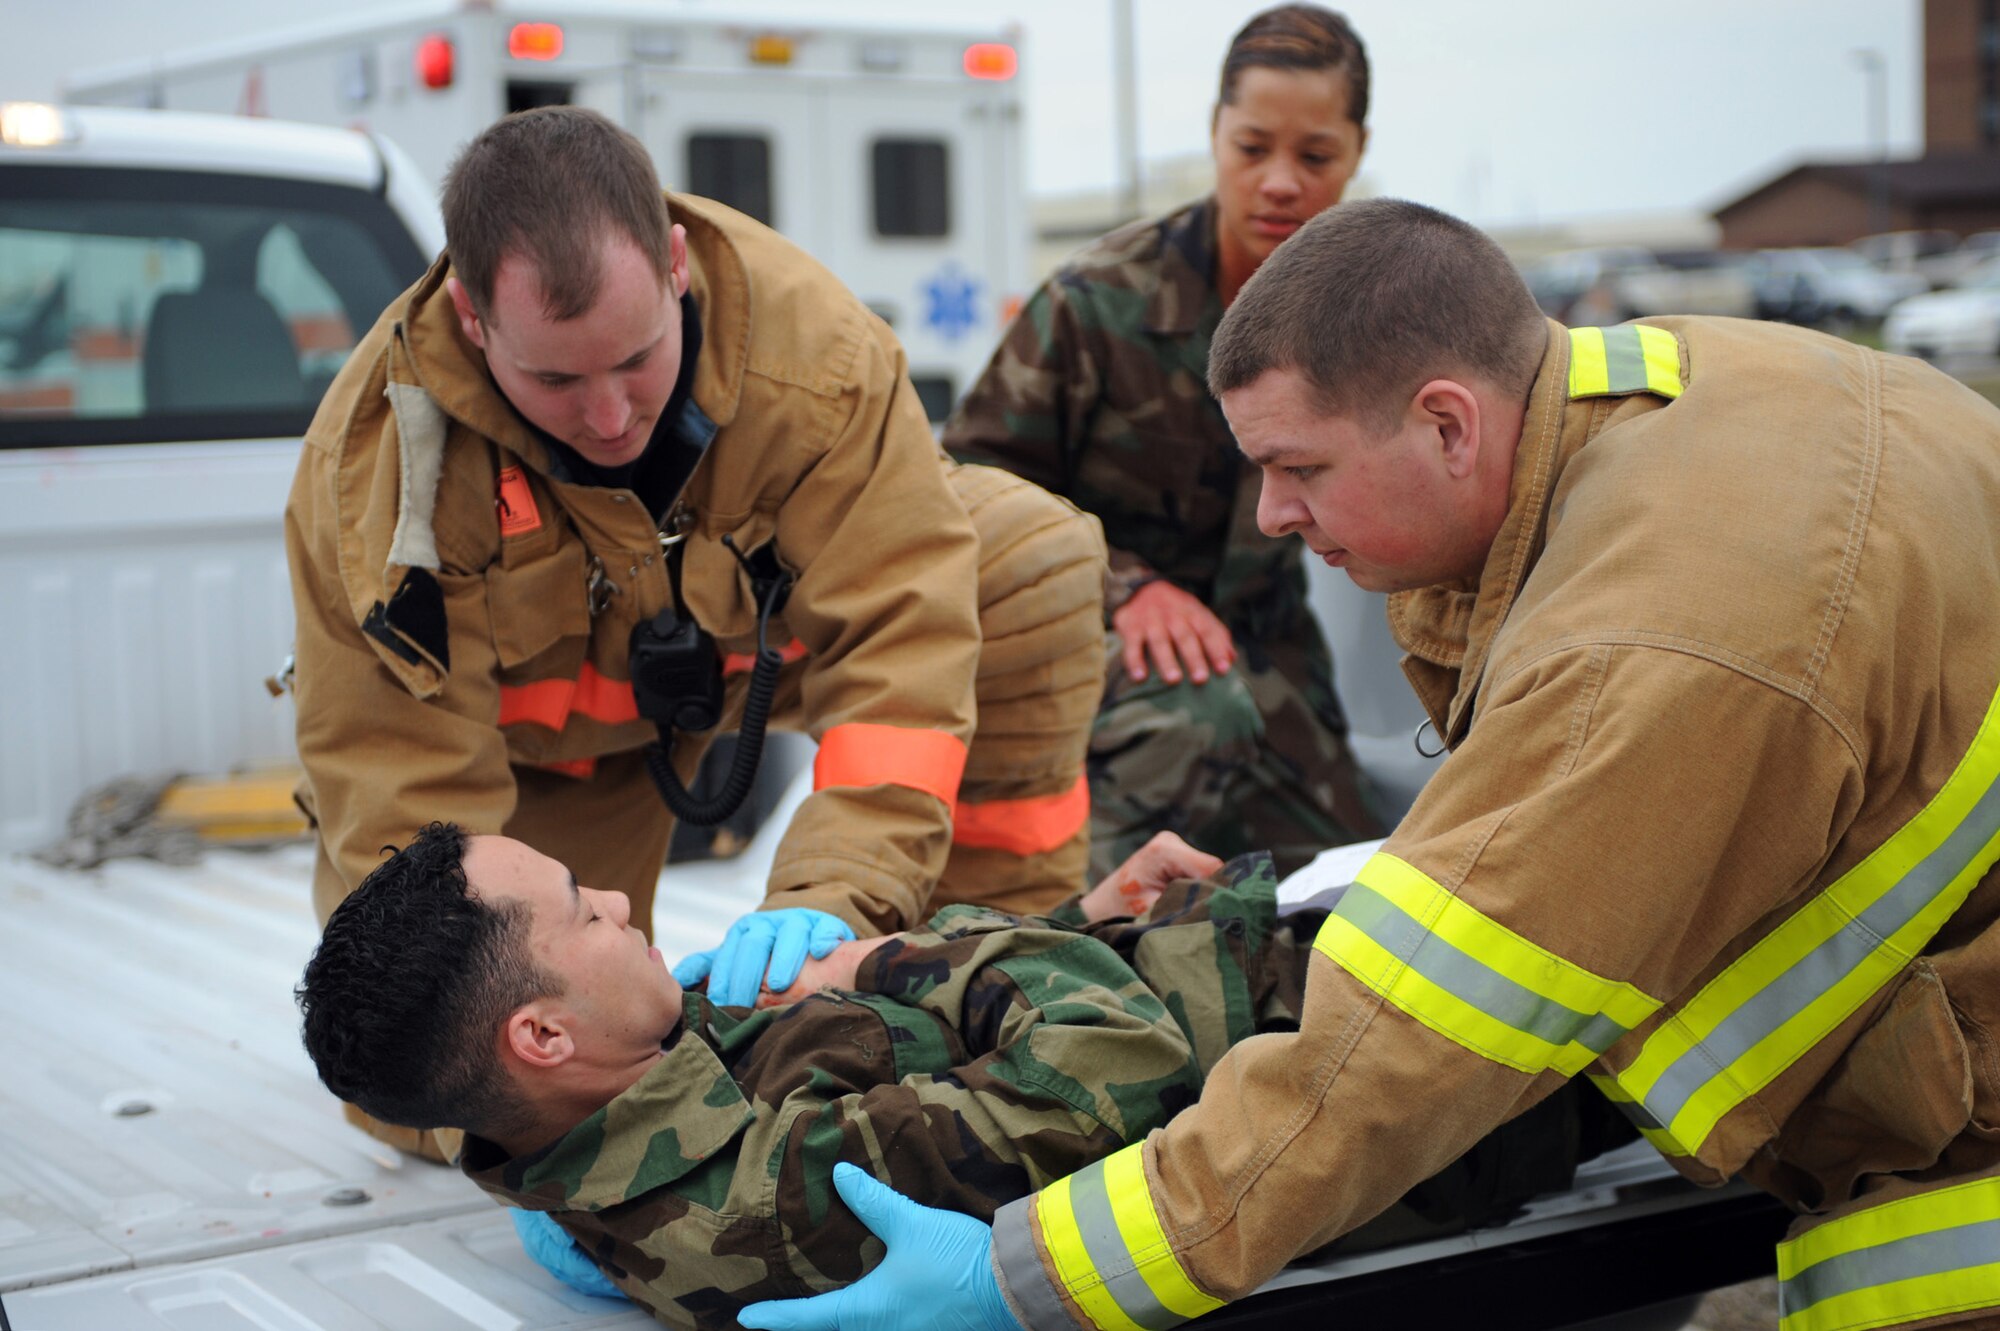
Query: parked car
[
  {"left": 1743, "top": 247, "right": 1928, "bottom": 327},
  {"left": 1521, "top": 246, "right": 1755, "bottom": 323},
  {"left": 1849, "top": 229, "right": 1962, "bottom": 290},
  {"left": 0, "top": 100, "right": 441, "bottom": 852},
  {"left": 1918, "top": 229, "right": 2000, "bottom": 290},
  {"left": 1882, "top": 255, "right": 2000, "bottom": 359}
]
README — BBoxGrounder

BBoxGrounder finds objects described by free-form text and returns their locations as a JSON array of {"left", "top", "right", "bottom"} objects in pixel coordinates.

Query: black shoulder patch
[{"left": 363, "top": 567, "right": 449, "bottom": 671}]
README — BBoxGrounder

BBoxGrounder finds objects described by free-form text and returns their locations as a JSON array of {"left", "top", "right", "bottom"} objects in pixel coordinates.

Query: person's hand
[
  {"left": 1079, "top": 830, "right": 1226, "bottom": 921},
  {"left": 1112, "top": 579, "right": 1236, "bottom": 684},
  {"left": 672, "top": 907, "right": 857, "bottom": 1008},
  {"left": 738, "top": 1163, "right": 1022, "bottom": 1331},
  {"left": 509, "top": 1208, "right": 627, "bottom": 1301},
  {"left": 756, "top": 935, "right": 899, "bottom": 1009}
]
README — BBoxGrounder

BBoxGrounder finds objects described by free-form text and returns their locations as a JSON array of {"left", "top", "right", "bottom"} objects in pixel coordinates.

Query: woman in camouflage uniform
[{"left": 946, "top": 5, "right": 1386, "bottom": 876}]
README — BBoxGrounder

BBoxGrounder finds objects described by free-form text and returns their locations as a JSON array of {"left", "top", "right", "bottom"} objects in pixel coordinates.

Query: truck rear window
[{"left": 0, "top": 165, "right": 427, "bottom": 448}]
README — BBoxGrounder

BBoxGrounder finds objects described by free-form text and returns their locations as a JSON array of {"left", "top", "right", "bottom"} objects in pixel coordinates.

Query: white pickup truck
[{"left": 0, "top": 103, "right": 1780, "bottom": 1331}]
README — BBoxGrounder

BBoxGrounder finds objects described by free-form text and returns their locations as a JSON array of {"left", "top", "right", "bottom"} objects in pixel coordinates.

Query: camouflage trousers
[{"left": 1088, "top": 635, "right": 1387, "bottom": 881}]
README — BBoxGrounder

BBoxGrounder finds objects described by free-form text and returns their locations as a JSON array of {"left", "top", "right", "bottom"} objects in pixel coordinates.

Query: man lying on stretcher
[{"left": 296, "top": 823, "right": 1626, "bottom": 1330}]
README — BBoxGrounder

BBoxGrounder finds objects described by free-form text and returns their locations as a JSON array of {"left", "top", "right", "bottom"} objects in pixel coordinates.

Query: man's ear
[
  {"left": 1412, "top": 379, "right": 1483, "bottom": 481},
  {"left": 446, "top": 276, "right": 487, "bottom": 351},
  {"left": 502, "top": 1002, "right": 574, "bottom": 1071},
  {"left": 668, "top": 223, "right": 691, "bottom": 300}
]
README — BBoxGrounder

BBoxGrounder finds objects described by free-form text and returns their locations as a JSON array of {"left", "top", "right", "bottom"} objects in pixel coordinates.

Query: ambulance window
[
  {"left": 0, "top": 165, "right": 425, "bottom": 448},
  {"left": 909, "top": 373, "right": 954, "bottom": 424},
  {"left": 506, "top": 81, "right": 574, "bottom": 113},
  {"left": 872, "top": 138, "right": 950, "bottom": 239},
  {"left": 687, "top": 134, "right": 773, "bottom": 227}
]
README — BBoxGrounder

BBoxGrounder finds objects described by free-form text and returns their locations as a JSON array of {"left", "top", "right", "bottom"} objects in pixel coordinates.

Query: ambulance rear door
[{"left": 820, "top": 78, "right": 1013, "bottom": 424}]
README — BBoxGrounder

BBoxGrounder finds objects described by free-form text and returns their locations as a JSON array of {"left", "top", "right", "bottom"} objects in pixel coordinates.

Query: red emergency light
[
  {"left": 415, "top": 34, "right": 455, "bottom": 89},
  {"left": 962, "top": 43, "right": 1017, "bottom": 81},
  {"left": 509, "top": 22, "right": 564, "bottom": 61}
]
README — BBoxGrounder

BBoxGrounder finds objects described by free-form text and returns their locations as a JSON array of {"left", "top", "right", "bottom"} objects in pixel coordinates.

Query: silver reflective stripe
[
  {"left": 1067, "top": 1165, "right": 1184, "bottom": 1331},
  {"left": 1601, "top": 326, "right": 1649, "bottom": 394},
  {"left": 1338, "top": 884, "right": 1635, "bottom": 1056},
  {"left": 1782, "top": 1216, "right": 2000, "bottom": 1316},
  {"left": 1640, "top": 772, "right": 2000, "bottom": 1129},
  {"left": 1618, "top": 1095, "right": 1665, "bottom": 1132},
  {"left": 991, "top": 1197, "right": 1079, "bottom": 1331}
]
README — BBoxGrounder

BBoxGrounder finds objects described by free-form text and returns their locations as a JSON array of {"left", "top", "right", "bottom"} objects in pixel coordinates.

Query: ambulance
[{"left": 64, "top": 1, "right": 1032, "bottom": 422}]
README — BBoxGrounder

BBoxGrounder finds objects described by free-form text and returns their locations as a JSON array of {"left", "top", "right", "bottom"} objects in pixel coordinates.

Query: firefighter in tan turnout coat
[
  {"left": 286, "top": 109, "right": 1104, "bottom": 1150},
  {"left": 739, "top": 201, "right": 2000, "bottom": 1331}
]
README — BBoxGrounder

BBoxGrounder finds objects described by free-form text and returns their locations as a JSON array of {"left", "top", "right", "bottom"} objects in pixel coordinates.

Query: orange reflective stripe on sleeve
[
  {"left": 814, "top": 723, "right": 969, "bottom": 806},
  {"left": 498, "top": 663, "right": 638, "bottom": 732},
  {"left": 722, "top": 637, "right": 809, "bottom": 676},
  {"left": 536, "top": 756, "right": 598, "bottom": 780},
  {"left": 953, "top": 773, "right": 1089, "bottom": 855}
]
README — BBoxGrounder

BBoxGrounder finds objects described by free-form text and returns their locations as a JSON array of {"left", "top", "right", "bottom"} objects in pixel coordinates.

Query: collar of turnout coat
[
  {"left": 459, "top": 995, "right": 757, "bottom": 1213},
  {"left": 1386, "top": 319, "right": 1585, "bottom": 735}
]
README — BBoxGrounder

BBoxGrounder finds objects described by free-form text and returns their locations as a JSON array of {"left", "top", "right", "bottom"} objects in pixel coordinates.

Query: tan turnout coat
[
  {"left": 288, "top": 193, "right": 1104, "bottom": 937},
  {"left": 992, "top": 318, "right": 2000, "bottom": 1331}
]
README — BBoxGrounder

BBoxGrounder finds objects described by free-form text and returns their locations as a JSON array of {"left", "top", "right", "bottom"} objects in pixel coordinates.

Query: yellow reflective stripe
[
  {"left": 1613, "top": 678, "right": 2000, "bottom": 1156},
  {"left": 1038, "top": 1175, "right": 1148, "bottom": 1331},
  {"left": 1314, "top": 854, "right": 1662, "bottom": 1076},
  {"left": 1777, "top": 1177, "right": 2000, "bottom": 1331},
  {"left": 1567, "top": 327, "right": 1610, "bottom": 397},
  {"left": 1568, "top": 325, "right": 1684, "bottom": 399},
  {"left": 1782, "top": 1265, "right": 2000, "bottom": 1331},
  {"left": 1779, "top": 1176, "right": 2000, "bottom": 1277},
  {"left": 1586, "top": 1073, "right": 1688, "bottom": 1157},
  {"left": 1317, "top": 911, "right": 1569, "bottom": 1071},
  {"left": 1362, "top": 856, "right": 1660, "bottom": 1029},
  {"left": 1636, "top": 325, "right": 1684, "bottom": 398},
  {"left": 1102, "top": 1146, "right": 1224, "bottom": 1321}
]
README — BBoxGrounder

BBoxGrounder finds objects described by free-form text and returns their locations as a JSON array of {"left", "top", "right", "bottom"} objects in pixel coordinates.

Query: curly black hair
[{"left": 296, "top": 822, "right": 557, "bottom": 1139}]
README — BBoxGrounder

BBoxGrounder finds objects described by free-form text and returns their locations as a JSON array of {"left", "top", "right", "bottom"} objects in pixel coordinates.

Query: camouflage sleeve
[
  {"left": 944, "top": 279, "right": 1158, "bottom": 609},
  {"left": 754, "top": 912, "right": 1203, "bottom": 1307},
  {"left": 1071, "top": 853, "right": 1318, "bottom": 1076}
]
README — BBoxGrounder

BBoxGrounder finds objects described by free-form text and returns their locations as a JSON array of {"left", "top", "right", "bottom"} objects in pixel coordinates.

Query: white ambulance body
[{"left": 65, "top": 1, "right": 1029, "bottom": 421}]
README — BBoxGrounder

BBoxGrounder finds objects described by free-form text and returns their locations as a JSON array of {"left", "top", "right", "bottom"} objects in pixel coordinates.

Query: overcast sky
[{"left": 8, "top": 0, "right": 1923, "bottom": 226}]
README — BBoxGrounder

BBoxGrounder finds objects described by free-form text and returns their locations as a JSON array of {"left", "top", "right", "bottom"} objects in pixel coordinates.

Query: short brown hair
[
  {"left": 1208, "top": 198, "right": 1546, "bottom": 429},
  {"left": 1218, "top": 5, "right": 1369, "bottom": 126},
  {"left": 442, "top": 106, "right": 671, "bottom": 322}
]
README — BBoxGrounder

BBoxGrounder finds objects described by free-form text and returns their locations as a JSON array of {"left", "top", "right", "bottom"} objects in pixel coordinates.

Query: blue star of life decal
[{"left": 921, "top": 263, "right": 984, "bottom": 342}]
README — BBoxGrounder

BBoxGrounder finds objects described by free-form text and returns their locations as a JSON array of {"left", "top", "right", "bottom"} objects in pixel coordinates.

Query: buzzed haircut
[
  {"left": 442, "top": 106, "right": 671, "bottom": 322},
  {"left": 1219, "top": 4, "right": 1370, "bottom": 127},
  {"left": 296, "top": 822, "right": 558, "bottom": 1141},
  {"left": 1208, "top": 199, "right": 1547, "bottom": 430}
]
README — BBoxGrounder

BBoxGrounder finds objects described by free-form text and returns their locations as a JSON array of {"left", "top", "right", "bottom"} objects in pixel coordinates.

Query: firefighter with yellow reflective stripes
[{"left": 739, "top": 197, "right": 2000, "bottom": 1331}]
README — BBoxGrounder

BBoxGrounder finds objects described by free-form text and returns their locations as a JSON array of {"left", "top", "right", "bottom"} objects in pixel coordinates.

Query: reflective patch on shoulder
[
  {"left": 384, "top": 381, "right": 449, "bottom": 569},
  {"left": 1568, "top": 325, "right": 1684, "bottom": 401}
]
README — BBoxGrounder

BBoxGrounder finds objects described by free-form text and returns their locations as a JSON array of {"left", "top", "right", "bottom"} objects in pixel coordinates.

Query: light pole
[
  {"left": 1852, "top": 47, "right": 1889, "bottom": 237},
  {"left": 1111, "top": 0, "right": 1141, "bottom": 225}
]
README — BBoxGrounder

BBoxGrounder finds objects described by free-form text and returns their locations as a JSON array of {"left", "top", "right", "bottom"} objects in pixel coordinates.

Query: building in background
[{"left": 1715, "top": 0, "right": 2000, "bottom": 250}]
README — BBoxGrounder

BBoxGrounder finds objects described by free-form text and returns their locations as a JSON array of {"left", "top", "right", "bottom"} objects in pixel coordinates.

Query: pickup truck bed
[{"left": 0, "top": 814, "right": 1780, "bottom": 1331}]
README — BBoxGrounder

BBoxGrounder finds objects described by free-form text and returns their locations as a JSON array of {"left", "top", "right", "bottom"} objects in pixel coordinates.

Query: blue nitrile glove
[
  {"left": 509, "top": 1208, "right": 628, "bottom": 1301},
  {"left": 738, "top": 1163, "right": 1022, "bottom": 1331},
  {"left": 672, "top": 907, "right": 856, "bottom": 1008}
]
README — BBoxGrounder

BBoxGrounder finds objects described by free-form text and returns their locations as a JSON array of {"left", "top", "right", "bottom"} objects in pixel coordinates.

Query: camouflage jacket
[
  {"left": 460, "top": 861, "right": 1315, "bottom": 1329},
  {"left": 943, "top": 198, "right": 1337, "bottom": 715}
]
